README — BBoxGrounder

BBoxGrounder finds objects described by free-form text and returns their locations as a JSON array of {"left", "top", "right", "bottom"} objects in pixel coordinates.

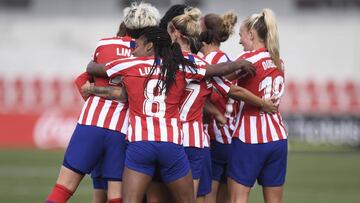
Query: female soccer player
[
  {"left": 198, "top": 11, "right": 278, "bottom": 203},
  {"left": 44, "top": 3, "right": 160, "bottom": 203},
  {"left": 87, "top": 23, "right": 254, "bottom": 202},
  {"left": 228, "top": 8, "right": 288, "bottom": 203}
]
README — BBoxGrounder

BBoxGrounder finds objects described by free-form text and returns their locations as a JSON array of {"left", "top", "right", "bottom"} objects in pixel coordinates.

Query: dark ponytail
[{"left": 139, "top": 27, "right": 197, "bottom": 95}]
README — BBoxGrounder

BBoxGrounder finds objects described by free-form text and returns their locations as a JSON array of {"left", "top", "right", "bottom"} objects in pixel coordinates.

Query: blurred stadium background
[{"left": 0, "top": 0, "right": 359, "bottom": 202}]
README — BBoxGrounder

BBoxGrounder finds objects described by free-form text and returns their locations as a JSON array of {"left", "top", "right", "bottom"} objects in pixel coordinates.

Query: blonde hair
[
  {"left": 203, "top": 11, "right": 237, "bottom": 44},
  {"left": 169, "top": 7, "right": 202, "bottom": 45},
  {"left": 123, "top": 2, "right": 160, "bottom": 29},
  {"left": 242, "top": 8, "right": 282, "bottom": 70}
]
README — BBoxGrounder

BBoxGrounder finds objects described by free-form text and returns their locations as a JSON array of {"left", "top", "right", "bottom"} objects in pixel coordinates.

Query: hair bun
[{"left": 184, "top": 7, "right": 201, "bottom": 22}]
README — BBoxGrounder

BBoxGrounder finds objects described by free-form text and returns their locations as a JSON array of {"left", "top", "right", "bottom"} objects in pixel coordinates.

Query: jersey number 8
[{"left": 143, "top": 79, "right": 166, "bottom": 117}]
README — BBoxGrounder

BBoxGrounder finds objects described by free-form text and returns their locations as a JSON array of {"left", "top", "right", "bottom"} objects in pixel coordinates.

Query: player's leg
[
  {"left": 166, "top": 171, "right": 195, "bottom": 203},
  {"left": 102, "top": 130, "right": 127, "bottom": 202},
  {"left": 204, "top": 181, "right": 219, "bottom": 203},
  {"left": 227, "top": 139, "right": 265, "bottom": 203},
  {"left": 227, "top": 177, "right": 251, "bottom": 203},
  {"left": 207, "top": 140, "right": 231, "bottom": 203},
  {"left": 122, "top": 141, "right": 157, "bottom": 203},
  {"left": 46, "top": 124, "right": 105, "bottom": 203},
  {"left": 92, "top": 189, "right": 107, "bottom": 203},
  {"left": 258, "top": 139, "right": 288, "bottom": 203},
  {"left": 122, "top": 167, "right": 152, "bottom": 203},
  {"left": 184, "top": 147, "right": 206, "bottom": 196},
  {"left": 158, "top": 142, "right": 195, "bottom": 203},
  {"left": 262, "top": 186, "right": 284, "bottom": 203},
  {"left": 217, "top": 183, "right": 229, "bottom": 203},
  {"left": 146, "top": 181, "right": 172, "bottom": 203},
  {"left": 196, "top": 147, "right": 212, "bottom": 203},
  {"left": 91, "top": 159, "right": 108, "bottom": 203}
]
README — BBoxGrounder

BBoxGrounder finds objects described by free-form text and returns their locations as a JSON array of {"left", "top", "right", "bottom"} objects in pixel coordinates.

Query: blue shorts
[
  {"left": 228, "top": 139, "right": 288, "bottom": 187},
  {"left": 211, "top": 140, "right": 231, "bottom": 183},
  {"left": 185, "top": 147, "right": 206, "bottom": 179},
  {"left": 91, "top": 160, "right": 108, "bottom": 190},
  {"left": 92, "top": 177, "right": 108, "bottom": 190},
  {"left": 197, "top": 147, "right": 212, "bottom": 197},
  {"left": 125, "top": 141, "right": 190, "bottom": 183},
  {"left": 63, "top": 124, "right": 127, "bottom": 181}
]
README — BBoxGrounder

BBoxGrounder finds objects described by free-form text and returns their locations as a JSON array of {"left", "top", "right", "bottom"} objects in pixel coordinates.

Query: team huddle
[{"left": 45, "top": 2, "right": 287, "bottom": 203}]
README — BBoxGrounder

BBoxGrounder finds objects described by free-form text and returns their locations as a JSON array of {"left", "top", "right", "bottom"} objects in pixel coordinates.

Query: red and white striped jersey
[
  {"left": 105, "top": 56, "right": 205, "bottom": 144},
  {"left": 77, "top": 36, "right": 135, "bottom": 133},
  {"left": 180, "top": 52, "right": 231, "bottom": 148},
  {"left": 233, "top": 48, "right": 287, "bottom": 144},
  {"left": 203, "top": 124, "right": 210, "bottom": 147},
  {"left": 180, "top": 52, "right": 209, "bottom": 148},
  {"left": 204, "top": 50, "right": 239, "bottom": 144}
]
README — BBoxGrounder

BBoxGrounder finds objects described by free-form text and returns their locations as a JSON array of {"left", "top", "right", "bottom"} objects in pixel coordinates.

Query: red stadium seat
[
  {"left": 344, "top": 80, "right": 359, "bottom": 113},
  {"left": 14, "top": 77, "right": 25, "bottom": 111},
  {"left": 51, "top": 78, "right": 62, "bottom": 107},
  {"left": 32, "top": 78, "right": 43, "bottom": 110},
  {"left": 284, "top": 80, "right": 299, "bottom": 113},
  {"left": 305, "top": 80, "right": 319, "bottom": 114},
  {"left": 325, "top": 80, "right": 339, "bottom": 113}
]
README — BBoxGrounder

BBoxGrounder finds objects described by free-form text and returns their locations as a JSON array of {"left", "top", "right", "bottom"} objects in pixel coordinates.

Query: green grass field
[{"left": 0, "top": 143, "right": 359, "bottom": 203}]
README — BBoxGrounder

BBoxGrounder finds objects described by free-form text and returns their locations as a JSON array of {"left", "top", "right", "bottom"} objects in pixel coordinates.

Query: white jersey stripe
[
  {"left": 78, "top": 97, "right": 90, "bottom": 123},
  {"left": 120, "top": 109, "right": 129, "bottom": 134},
  {"left": 106, "top": 59, "right": 154, "bottom": 77},
  {"left": 182, "top": 122, "right": 190, "bottom": 146},
  {"left": 146, "top": 116, "right": 155, "bottom": 141},
  {"left": 245, "top": 52, "right": 271, "bottom": 64},
  {"left": 97, "top": 99, "right": 112, "bottom": 127},
  {"left": 212, "top": 76, "right": 231, "bottom": 94},
  {"left": 250, "top": 116, "right": 258, "bottom": 143},
  {"left": 261, "top": 114, "right": 268, "bottom": 143},
  {"left": 239, "top": 118, "right": 245, "bottom": 141},
  {"left": 171, "top": 118, "right": 179, "bottom": 144},
  {"left": 159, "top": 118, "right": 168, "bottom": 142},
  {"left": 128, "top": 122, "right": 133, "bottom": 141},
  {"left": 224, "top": 126, "right": 232, "bottom": 143},
  {"left": 85, "top": 96, "right": 100, "bottom": 125},
  {"left": 218, "top": 55, "right": 229, "bottom": 63},
  {"left": 193, "top": 121, "right": 200, "bottom": 147},
  {"left": 96, "top": 39, "right": 132, "bottom": 47},
  {"left": 109, "top": 103, "right": 123, "bottom": 130},
  {"left": 273, "top": 114, "right": 287, "bottom": 139},
  {"left": 135, "top": 116, "right": 142, "bottom": 141},
  {"left": 267, "top": 114, "right": 279, "bottom": 141},
  {"left": 204, "top": 52, "right": 217, "bottom": 64}
]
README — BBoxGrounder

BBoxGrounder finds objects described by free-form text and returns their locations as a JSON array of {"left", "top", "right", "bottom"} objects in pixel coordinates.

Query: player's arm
[
  {"left": 204, "top": 60, "right": 255, "bottom": 78},
  {"left": 82, "top": 81, "right": 127, "bottom": 102},
  {"left": 86, "top": 61, "right": 107, "bottom": 78},
  {"left": 228, "top": 85, "right": 278, "bottom": 114},
  {"left": 74, "top": 72, "right": 94, "bottom": 100},
  {"left": 203, "top": 99, "right": 226, "bottom": 128}
]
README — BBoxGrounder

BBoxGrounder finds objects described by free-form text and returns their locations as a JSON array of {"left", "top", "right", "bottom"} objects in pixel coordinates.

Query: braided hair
[{"left": 139, "top": 27, "right": 197, "bottom": 95}]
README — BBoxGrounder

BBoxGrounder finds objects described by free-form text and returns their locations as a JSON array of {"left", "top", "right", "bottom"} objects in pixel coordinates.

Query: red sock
[
  {"left": 45, "top": 184, "right": 73, "bottom": 203},
  {"left": 108, "top": 198, "right": 122, "bottom": 203}
]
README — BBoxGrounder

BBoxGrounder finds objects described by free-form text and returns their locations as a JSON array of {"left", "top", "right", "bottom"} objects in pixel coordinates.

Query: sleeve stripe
[
  {"left": 96, "top": 39, "right": 131, "bottom": 48},
  {"left": 106, "top": 59, "right": 154, "bottom": 77},
  {"left": 244, "top": 52, "right": 270, "bottom": 63},
  {"left": 212, "top": 76, "right": 231, "bottom": 96}
]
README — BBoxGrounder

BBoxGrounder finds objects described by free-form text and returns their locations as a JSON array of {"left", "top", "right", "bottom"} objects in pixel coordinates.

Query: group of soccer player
[{"left": 45, "top": 2, "right": 287, "bottom": 203}]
